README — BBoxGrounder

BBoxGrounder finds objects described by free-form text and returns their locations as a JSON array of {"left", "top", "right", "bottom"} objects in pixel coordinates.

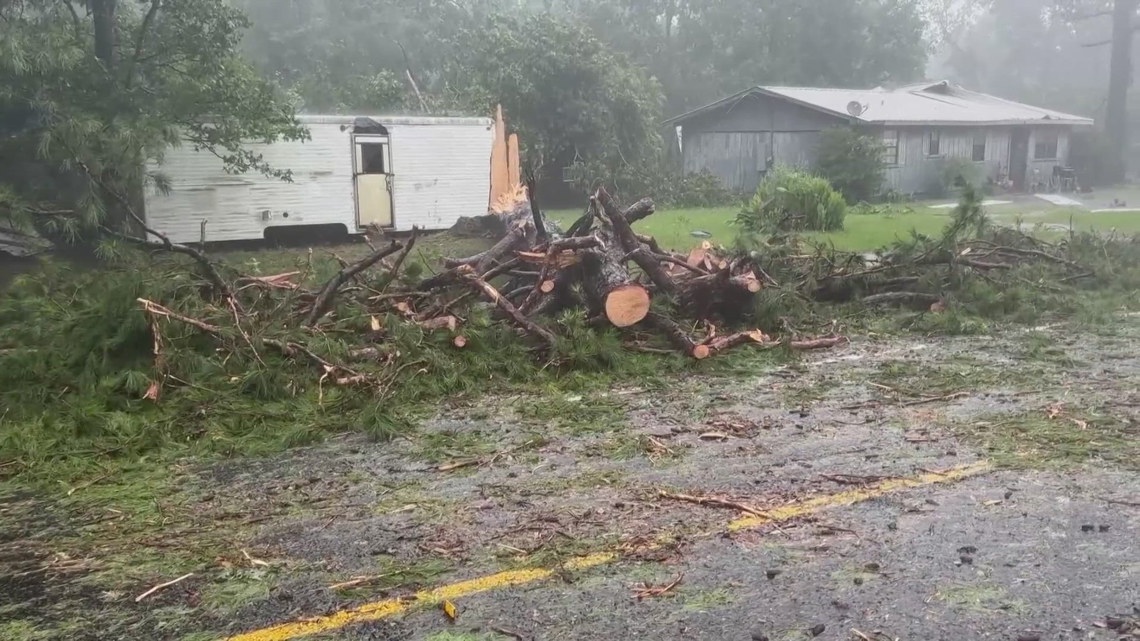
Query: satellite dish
[{"left": 846, "top": 100, "right": 867, "bottom": 118}]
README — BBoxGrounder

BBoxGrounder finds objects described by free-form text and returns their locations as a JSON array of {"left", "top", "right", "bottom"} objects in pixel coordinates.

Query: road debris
[
  {"left": 658, "top": 490, "right": 767, "bottom": 517},
  {"left": 631, "top": 573, "right": 683, "bottom": 600},
  {"left": 134, "top": 572, "right": 194, "bottom": 603}
]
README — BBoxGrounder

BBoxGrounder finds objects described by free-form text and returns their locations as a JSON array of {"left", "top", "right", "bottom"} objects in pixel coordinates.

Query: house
[
  {"left": 143, "top": 115, "right": 496, "bottom": 244},
  {"left": 664, "top": 81, "right": 1095, "bottom": 196}
]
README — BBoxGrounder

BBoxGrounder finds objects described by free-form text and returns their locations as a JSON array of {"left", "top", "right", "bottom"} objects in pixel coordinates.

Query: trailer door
[{"left": 353, "top": 135, "right": 393, "bottom": 228}]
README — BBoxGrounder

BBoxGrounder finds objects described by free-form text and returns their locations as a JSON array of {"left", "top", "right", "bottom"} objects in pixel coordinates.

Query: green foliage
[
  {"left": 1069, "top": 129, "right": 1119, "bottom": 187},
  {"left": 446, "top": 13, "right": 664, "bottom": 190},
  {"left": 0, "top": 254, "right": 688, "bottom": 479},
  {"left": 236, "top": 0, "right": 410, "bottom": 112},
  {"left": 610, "top": 162, "right": 739, "bottom": 208},
  {"left": 815, "top": 127, "right": 887, "bottom": 204},
  {"left": 0, "top": 0, "right": 303, "bottom": 244},
  {"left": 737, "top": 167, "right": 847, "bottom": 233},
  {"left": 926, "top": 157, "right": 986, "bottom": 198}
]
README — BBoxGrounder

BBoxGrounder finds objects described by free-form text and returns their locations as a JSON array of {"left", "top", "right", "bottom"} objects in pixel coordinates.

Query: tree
[
  {"left": 235, "top": 0, "right": 413, "bottom": 112},
  {"left": 440, "top": 13, "right": 665, "bottom": 194},
  {"left": 0, "top": 0, "right": 303, "bottom": 246}
]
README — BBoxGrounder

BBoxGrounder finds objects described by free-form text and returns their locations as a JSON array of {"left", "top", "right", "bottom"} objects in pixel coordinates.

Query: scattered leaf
[{"left": 442, "top": 599, "right": 458, "bottom": 621}]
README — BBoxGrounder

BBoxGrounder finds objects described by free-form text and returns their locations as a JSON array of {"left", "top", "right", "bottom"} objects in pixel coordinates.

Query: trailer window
[{"left": 360, "top": 143, "right": 388, "bottom": 174}]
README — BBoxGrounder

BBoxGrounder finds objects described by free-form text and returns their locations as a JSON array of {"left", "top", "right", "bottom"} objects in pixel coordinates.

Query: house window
[
  {"left": 926, "top": 130, "right": 941, "bottom": 156},
  {"left": 972, "top": 131, "right": 986, "bottom": 162},
  {"left": 1034, "top": 130, "right": 1059, "bottom": 160},
  {"left": 882, "top": 129, "right": 899, "bottom": 165}
]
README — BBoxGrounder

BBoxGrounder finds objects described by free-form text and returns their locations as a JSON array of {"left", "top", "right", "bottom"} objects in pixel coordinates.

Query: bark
[
  {"left": 1106, "top": 0, "right": 1138, "bottom": 181},
  {"left": 675, "top": 269, "right": 762, "bottom": 323},
  {"left": 595, "top": 189, "right": 677, "bottom": 295},
  {"left": 644, "top": 311, "right": 708, "bottom": 359},
  {"left": 91, "top": 0, "right": 118, "bottom": 69}
]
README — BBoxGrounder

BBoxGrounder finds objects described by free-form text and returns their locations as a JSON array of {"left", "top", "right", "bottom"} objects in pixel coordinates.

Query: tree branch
[
  {"left": 306, "top": 240, "right": 403, "bottom": 326},
  {"left": 80, "top": 161, "right": 233, "bottom": 299},
  {"left": 126, "top": 0, "right": 161, "bottom": 88}
]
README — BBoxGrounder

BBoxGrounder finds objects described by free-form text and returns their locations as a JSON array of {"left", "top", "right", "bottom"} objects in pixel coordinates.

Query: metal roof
[
  {"left": 297, "top": 114, "right": 493, "bottom": 127},
  {"left": 665, "top": 81, "right": 1094, "bottom": 127}
]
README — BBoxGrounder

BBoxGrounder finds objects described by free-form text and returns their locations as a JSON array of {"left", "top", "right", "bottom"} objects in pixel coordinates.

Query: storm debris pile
[{"left": 132, "top": 184, "right": 848, "bottom": 404}]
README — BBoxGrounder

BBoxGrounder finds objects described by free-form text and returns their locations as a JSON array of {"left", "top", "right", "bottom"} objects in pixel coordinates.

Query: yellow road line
[
  {"left": 728, "top": 461, "right": 991, "bottom": 531},
  {"left": 226, "top": 461, "right": 990, "bottom": 641}
]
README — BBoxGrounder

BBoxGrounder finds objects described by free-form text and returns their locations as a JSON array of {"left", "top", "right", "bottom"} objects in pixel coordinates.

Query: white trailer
[{"left": 142, "top": 115, "right": 495, "bottom": 243}]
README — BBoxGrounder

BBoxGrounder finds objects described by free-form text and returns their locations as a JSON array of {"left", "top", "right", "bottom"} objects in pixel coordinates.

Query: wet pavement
[{"left": 2, "top": 317, "right": 1138, "bottom": 641}]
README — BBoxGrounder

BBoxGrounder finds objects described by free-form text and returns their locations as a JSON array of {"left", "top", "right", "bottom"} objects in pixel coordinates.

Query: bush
[
  {"left": 737, "top": 166, "right": 846, "bottom": 233},
  {"left": 662, "top": 170, "right": 739, "bottom": 208},
  {"left": 815, "top": 127, "right": 886, "bottom": 204},
  {"left": 925, "top": 157, "right": 986, "bottom": 198}
]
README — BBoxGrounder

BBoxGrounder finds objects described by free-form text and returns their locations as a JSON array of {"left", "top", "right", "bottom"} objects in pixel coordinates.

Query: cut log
[
  {"left": 578, "top": 241, "right": 651, "bottom": 328},
  {"left": 595, "top": 189, "right": 677, "bottom": 295},
  {"left": 676, "top": 269, "right": 763, "bottom": 323},
  {"left": 604, "top": 284, "right": 652, "bottom": 328}
]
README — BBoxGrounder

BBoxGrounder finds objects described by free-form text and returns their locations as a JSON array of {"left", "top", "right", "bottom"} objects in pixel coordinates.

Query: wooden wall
[
  {"left": 680, "top": 93, "right": 843, "bottom": 193},
  {"left": 882, "top": 126, "right": 1072, "bottom": 195},
  {"left": 882, "top": 127, "right": 1012, "bottom": 195},
  {"left": 678, "top": 91, "right": 1077, "bottom": 196}
]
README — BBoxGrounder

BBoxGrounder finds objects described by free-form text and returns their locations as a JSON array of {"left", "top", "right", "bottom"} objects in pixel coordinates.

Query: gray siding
[
  {"left": 678, "top": 92, "right": 1076, "bottom": 197},
  {"left": 680, "top": 92, "right": 844, "bottom": 193},
  {"left": 1027, "top": 127, "right": 1071, "bottom": 187},
  {"left": 883, "top": 127, "right": 1012, "bottom": 195},
  {"left": 682, "top": 133, "right": 769, "bottom": 193}
]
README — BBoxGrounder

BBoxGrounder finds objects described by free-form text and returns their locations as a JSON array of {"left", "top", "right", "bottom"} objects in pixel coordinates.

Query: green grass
[
  {"left": 951, "top": 411, "right": 1139, "bottom": 470},
  {"left": 547, "top": 206, "right": 741, "bottom": 250},
  {"left": 550, "top": 200, "right": 1140, "bottom": 254},
  {"left": 934, "top": 583, "right": 1027, "bottom": 614}
]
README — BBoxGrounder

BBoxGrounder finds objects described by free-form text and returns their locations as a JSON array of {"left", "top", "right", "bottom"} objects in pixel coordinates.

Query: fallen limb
[
  {"left": 135, "top": 572, "right": 194, "bottom": 602},
  {"left": 704, "top": 329, "right": 767, "bottom": 357},
  {"left": 658, "top": 490, "right": 767, "bottom": 517},
  {"left": 328, "top": 574, "right": 393, "bottom": 591},
  {"left": 137, "top": 299, "right": 221, "bottom": 334},
  {"left": 261, "top": 339, "right": 367, "bottom": 386},
  {"left": 306, "top": 240, "right": 403, "bottom": 326},
  {"left": 457, "top": 265, "right": 557, "bottom": 348},
  {"left": 787, "top": 336, "right": 849, "bottom": 350},
  {"left": 596, "top": 188, "right": 677, "bottom": 295}
]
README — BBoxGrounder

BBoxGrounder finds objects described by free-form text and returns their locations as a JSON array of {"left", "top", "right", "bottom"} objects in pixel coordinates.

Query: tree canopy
[{"left": 0, "top": 0, "right": 303, "bottom": 244}]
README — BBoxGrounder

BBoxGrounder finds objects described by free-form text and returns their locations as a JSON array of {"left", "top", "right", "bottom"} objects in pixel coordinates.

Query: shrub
[
  {"left": 737, "top": 166, "right": 846, "bottom": 233},
  {"left": 815, "top": 127, "right": 886, "bottom": 204},
  {"left": 925, "top": 157, "right": 986, "bottom": 198}
]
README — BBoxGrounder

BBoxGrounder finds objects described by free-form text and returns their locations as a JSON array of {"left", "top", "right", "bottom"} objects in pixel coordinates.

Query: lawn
[
  {"left": 548, "top": 204, "right": 952, "bottom": 252},
  {"left": 549, "top": 200, "right": 1140, "bottom": 254},
  {"left": 214, "top": 199, "right": 1140, "bottom": 278}
]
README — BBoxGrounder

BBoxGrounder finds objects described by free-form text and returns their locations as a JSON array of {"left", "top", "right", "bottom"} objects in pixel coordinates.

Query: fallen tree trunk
[{"left": 578, "top": 243, "right": 651, "bottom": 328}]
